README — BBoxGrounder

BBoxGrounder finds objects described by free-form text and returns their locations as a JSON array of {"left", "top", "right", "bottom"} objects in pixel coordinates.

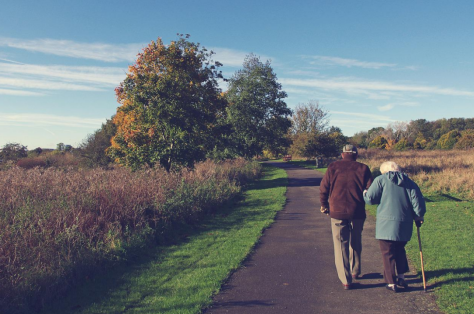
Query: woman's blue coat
[{"left": 364, "top": 171, "right": 426, "bottom": 242}]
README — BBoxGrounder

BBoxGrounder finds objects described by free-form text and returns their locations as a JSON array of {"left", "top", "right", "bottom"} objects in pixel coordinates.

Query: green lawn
[{"left": 41, "top": 164, "right": 287, "bottom": 314}]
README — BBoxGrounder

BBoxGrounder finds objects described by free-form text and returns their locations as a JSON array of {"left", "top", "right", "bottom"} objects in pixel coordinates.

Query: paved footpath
[{"left": 204, "top": 162, "right": 442, "bottom": 314}]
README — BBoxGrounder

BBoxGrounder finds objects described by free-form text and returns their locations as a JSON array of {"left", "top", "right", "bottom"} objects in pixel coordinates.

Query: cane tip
[{"left": 424, "top": 288, "right": 428, "bottom": 293}]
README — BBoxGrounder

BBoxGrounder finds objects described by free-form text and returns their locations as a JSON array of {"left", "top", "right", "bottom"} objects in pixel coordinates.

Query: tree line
[
  {"left": 3, "top": 35, "right": 472, "bottom": 168},
  {"left": 350, "top": 117, "right": 474, "bottom": 150}
]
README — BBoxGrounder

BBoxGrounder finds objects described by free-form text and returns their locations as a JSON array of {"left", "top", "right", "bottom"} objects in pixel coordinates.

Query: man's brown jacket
[{"left": 320, "top": 158, "right": 373, "bottom": 220}]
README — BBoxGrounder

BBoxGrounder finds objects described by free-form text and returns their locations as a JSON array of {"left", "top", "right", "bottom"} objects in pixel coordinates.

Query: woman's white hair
[{"left": 380, "top": 161, "right": 401, "bottom": 174}]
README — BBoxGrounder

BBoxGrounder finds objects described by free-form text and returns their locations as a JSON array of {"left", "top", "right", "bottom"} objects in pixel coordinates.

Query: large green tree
[
  {"left": 225, "top": 54, "right": 292, "bottom": 158},
  {"left": 108, "top": 35, "right": 227, "bottom": 171}
]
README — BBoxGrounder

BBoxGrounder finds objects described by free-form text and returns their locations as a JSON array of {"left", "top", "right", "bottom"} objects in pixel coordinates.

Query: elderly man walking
[{"left": 320, "top": 144, "right": 373, "bottom": 290}]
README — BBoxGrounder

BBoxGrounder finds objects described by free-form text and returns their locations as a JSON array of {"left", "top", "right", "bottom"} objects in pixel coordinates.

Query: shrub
[
  {"left": 425, "top": 139, "right": 438, "bottom": 150},
  {"left": 454, "top": 129, "right": 474, "bottom": 149},
  {"left": 16, "top": 157, "right": 47, "bottom": 169},
  {"left": 368, "top": 135, "right": 388, "bottom": 149},
  {"left": 0, "top": 159, "right": 260, "bottom": 313},
  {"left": 392, "top": 138, "right": 412, "bottom": 151},
  {"left": 437, "top": 130, "right": 461, "bottom": 149}
]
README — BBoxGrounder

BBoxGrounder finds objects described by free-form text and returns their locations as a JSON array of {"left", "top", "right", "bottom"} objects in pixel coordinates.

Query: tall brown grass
[
  {"left": 358, "top": 149, "right": 474, "bottom": 198},
  {"left": 14, "top": 151, "right": 80, "bottom": 169},
  {"left": 0, "top": 159, "right": 260, "bottom": 314}
]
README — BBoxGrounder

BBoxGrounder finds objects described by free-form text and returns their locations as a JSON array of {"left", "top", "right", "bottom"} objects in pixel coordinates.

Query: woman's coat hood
[{"left": 386, "top": 171, "right": 407, "bottom": 187}]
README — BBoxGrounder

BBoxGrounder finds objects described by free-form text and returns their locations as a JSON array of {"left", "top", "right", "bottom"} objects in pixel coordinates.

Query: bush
[
  {"left": 454, "top": 129, "right": 474, "bottom": 149},
  {"left": 393, "top": 138, "right": 412, "bottom": 151},
  {"left": 0, "top": 159, "right": 260, "bottom": 313},
  {"left": 437, "top": 130, "right": 461, "bottom": 149},
  {"left": 16, "top": 157, "right": 47, "bottom": 169},
  {"left": 368, "top": 135, "right": 388, "bottom": 149}
]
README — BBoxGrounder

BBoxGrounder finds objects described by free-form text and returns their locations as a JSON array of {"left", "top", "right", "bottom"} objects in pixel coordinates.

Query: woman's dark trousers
[{"left": 378, "top": 240, "right": 409, "bottom": 284}]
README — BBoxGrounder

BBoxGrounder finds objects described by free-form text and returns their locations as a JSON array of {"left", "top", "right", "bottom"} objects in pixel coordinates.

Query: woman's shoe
[
  {"left": 386, "top": 284, "right": 398, "bottom": 292},
  {"left": 397, "top": 278, "right": 408, "bottom": 288}
]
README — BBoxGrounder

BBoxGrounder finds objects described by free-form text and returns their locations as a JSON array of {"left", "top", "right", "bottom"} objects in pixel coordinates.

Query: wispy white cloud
[
  {"left": 0, "top": 88, "right": 44, "bottom": 96},
  {"left": 331, "top": 111, "right": 395, "bottom": 123},
  {"left": 0, "top": 37, "right": 265, "bottom": 66},
  {"left": 0, "top": 37, "right": 145, "bottom": 62},
  {"left": 0, "top": 57, "right": 26, "bottom": 65},
  {"left": 0, "top": 62, "right": 126, "bottom": 94},
  {"left": 376, "top": 101, "right": 421, "bottom": 112},
  {"left": 0, "top": 62, "right": 125, "bottom": 86},
  {"left": 210, "top": 47, "right": 249, "bottom": 67},
  {"left": 0, "top": 113, "right": 105, "bottom": 128},
  {"left": 330, "top": 111, "right": 397, "bottom": 135},
  {"left": 398, "top": 101, "right": 420, "bottom": 106},
  {"left": 285, "top": 69, "right": 322, "bottom": 77},
  {"left": 0, "top": 77, "right": 104, "bottom": 91},
  {"left": 402, "top": 65, "right": 419, "bottom": 71},
  {"left": 378, "top": 104, "right": 394, "bottom": 111},
  {"left": 280, "top": 77, "right": 474, "bottom": 97},
  {"left": 307, "top": 55, "right": 397, "bottom": 69},
  {"left": 42, "top": 128, "right": 57, "bottom": 136}
]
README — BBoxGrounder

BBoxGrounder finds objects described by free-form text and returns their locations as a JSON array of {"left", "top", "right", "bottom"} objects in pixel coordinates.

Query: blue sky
[{"left": 1, "top": 0, "right": 474, "bottom": 149}]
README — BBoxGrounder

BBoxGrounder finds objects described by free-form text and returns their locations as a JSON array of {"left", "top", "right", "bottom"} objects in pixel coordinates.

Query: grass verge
[
  {"left": 41, "top": 164, "right": 287, "bottom": 314},
  {"left": 366, "top": 195, "right": 474, "bottom": 314},
  {"left": 288, "top": 159, "right": 328, "bottom": 174}
]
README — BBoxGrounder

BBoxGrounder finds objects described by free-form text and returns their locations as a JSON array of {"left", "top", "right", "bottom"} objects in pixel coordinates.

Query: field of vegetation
[
  {"left": 358, "top": 148, "right": 474, "bottom": 199},
  {"left": 0, "top": 159, "right": 261, "bottom": 314},
  {"left": 355, "top": 149, "right": 474, "bottom": 314},
  {"left": 40, "top": 165, "right": 287, "bottom": 314}
]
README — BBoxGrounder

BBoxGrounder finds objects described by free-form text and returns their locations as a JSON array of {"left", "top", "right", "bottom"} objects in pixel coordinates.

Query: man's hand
[{"left": 320, "top": 206, "right": 329, "bottom": 215}]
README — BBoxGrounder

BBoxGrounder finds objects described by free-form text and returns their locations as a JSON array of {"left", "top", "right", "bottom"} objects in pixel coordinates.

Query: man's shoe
[
  {"left": 386, "top": 284, "right": 398, "bottom": 293},
  {"left": 397, "top": 278, "right": 408, "bottom": 288},
  {"left": 343, "top": 283, "right": 352, "bottom": 290},
  {"left": 352, "top": 274, "right": 360, "bottom": 280}
]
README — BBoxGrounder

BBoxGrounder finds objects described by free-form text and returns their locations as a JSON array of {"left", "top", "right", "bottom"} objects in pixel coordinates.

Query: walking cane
[{"left": 416, "top": 226, "right": 427, "bottom": 292}]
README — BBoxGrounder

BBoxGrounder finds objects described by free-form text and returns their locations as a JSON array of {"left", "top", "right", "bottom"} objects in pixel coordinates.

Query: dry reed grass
[
  {"left": 358, "top": 149, "right": 474, "bottom": 198},
  {"left": 0, "top": 158, "right": 260, "bottom": 313}
]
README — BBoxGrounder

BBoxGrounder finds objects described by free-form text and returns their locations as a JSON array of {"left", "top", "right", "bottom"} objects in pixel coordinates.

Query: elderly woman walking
[{"left": 363, "top": 161, "right": 426, "bottom": 292}]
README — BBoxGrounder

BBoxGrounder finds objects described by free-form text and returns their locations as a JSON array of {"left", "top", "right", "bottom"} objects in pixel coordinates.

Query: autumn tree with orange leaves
[{"left": 108, "top": 35, "right": 227, "bottom": 171}]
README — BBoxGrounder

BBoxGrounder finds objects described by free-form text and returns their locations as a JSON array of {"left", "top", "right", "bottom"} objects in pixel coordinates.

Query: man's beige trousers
[{"left": 330, "top": 218, "right": 365, "bottom": 285}]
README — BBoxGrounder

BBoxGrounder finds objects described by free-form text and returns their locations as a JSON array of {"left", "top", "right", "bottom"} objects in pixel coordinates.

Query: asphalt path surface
[{"left": 204, "top": 162, "right": 442, "bottom": 314}]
